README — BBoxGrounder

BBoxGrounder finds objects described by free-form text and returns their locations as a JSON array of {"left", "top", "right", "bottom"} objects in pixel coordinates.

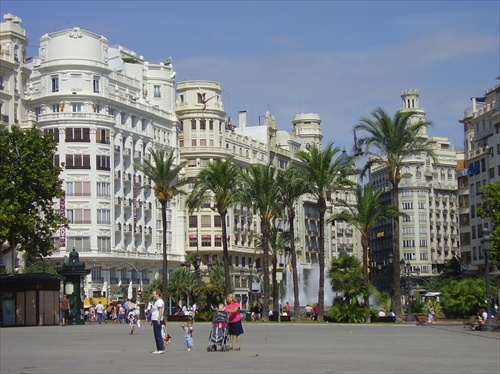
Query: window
[
  {"left": 52, "top": 104, "right": 60, "bottom": 113},
  {"left": 201, "top": 236, "right": 211, "bottom": 247},
  {"left": 214, "top": 236, "right": 222, "bottom": 247},
  {"left": 66, "top": 181, "right": 91, "bottom": 196},
  {"left": 402, "top": 202, "right": 413, "bottom": 210},
  {"left": 154, "top": 85, "right": 161, "bottom": 98},
  {"left": 420, "top": 239, "right": 428, "bottom": 247},
  {"left": 93, "top": 76, "right": 100, "bottom": 93},
  {"left": 191, "top": 120, "right": 197, "bottom": 130},
  {"left": 51, "top": 76, "right": 59, "bottom": 92},
  {"left": 214, "top": 216, "right": 222, "bottom": 227},
  {"left": 96, "top": 155, "right": 111, "bottom": 170},
  {"left": 65, "top": 128, "right": 90, "bottom": 142},
  {"left": 66, "top": 237, "right": 91, "bottom": 252},
  {"left": 96, "top": 182, "right": 111, "bottom": 197},
  {"left": 197, "top": 93, "right": 206, "bottom": 103},
  {"left": 201, "top": 215, "right": 211, "bottom": 227},
  {"left": 97, "top": 209, "right": 111, "bottom": 224},
  {"left": 189, "top": 236, "right": 198, "bottom": 247},
  {"left": 403, "top": 240, "right": 415, "bottom": 248},
  {"left": 200, "top": 120, "right": 206, "bottom": 130},
  {"left": 418, "top": 202, "right": 426, "bottom": 209},
  {"left": 96, "top": 129, "right": 110, "bottom": 144},
  {"left": 72, "top": 103, "right": 82, "bottom": 112},
  {"left": 66, "top": 209, "right": 91, "bottom": 224},
  {"left": 44, "top": 128, "right": 59, "bottom": 142},
  {"left": 65, "top": 154, "right": 91, "bottom": 169},
  {"left": 68, "top": 73, "right": 82, "bottom": 91},
  {"left": 420, "top": 252, "right": 429, "bottom": 260},
  {"left": 121, "top": 113, "right": 127, "bottom": 125},
  {"left": 189, "top": 216, "right": 198, "bottom": 228}
]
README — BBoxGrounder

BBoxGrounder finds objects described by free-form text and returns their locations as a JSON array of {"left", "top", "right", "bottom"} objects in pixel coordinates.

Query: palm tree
[
  {"left": 240, "top": 164, "right": 281, "bottom": 321},
  {"left": 296, "top": 142, "right": 354, "bottom": 322},
  {"left": 137, "top": 148, "right": 188, "bottom": 317},
  {"left": 186, "top": 158, "right": 242, "bottom": 295},
  {"left": 328, "top": 182, "right": 400, "bottom": 322},
  {"left": 277, "top": 167, "right": 309, "bottom": 319},
  {"left": 354, "top": 107, "right": 435, "bottom": 320}
]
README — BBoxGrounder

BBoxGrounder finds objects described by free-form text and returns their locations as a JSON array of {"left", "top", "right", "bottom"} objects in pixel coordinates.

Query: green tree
[
  {"left": 277, "top": 167, "right": 309, "bottom": 319},
  {"left": 0, "top": 126, "right": 67, "bottom": 267},
  {"left": 296, "top": 142, "right": 354, "bottom": 321},
  {"left": 137, "top": 148, "right": 188, "bottom": 316},
  {"left": 240, "top": 164, "right": 281, "bottom": 321},
  {"left": 186, "top": 158, "right": 241, "bottom": 295},
  {"left": 328, "top": 183, "right": 400, "bottom": 322},
  {"left": 328, "top": 255, "right": 365, "bottom": 302},
  {"left": 440, "top": 278, "right": 489, "bottom": 319},
  {"left": 168, "top": 267, "right": 197, "bottom": 307},
  {"left": 478, "top": 180, "right": 500, "bottom": 266},
  {"left": 354, "top": 108, "right": 435, "bottom": 320}
]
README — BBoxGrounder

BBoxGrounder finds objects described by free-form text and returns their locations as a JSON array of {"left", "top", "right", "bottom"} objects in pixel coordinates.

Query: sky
[{"left": 3, "top": 0, "right": 499, "bottom": 151}]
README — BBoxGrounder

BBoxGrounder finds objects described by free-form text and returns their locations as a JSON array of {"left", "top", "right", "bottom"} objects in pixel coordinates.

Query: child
[{"left": 180, "top": 318, "right": 194, "bottom": 351}]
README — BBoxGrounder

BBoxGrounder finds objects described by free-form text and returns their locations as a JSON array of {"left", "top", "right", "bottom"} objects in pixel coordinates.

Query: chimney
[{"left": 238, "top": 111, "right": 247, "bottom": 129}]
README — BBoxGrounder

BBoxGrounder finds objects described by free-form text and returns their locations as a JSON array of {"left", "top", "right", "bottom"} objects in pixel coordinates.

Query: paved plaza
[{"left": 1, "top": 321, "right": 499, "bottom": 373}]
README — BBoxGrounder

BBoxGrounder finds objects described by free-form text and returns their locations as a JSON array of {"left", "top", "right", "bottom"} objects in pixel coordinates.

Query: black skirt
[{"left": 228, "top": 320, "right": 244, "bottom": 336}]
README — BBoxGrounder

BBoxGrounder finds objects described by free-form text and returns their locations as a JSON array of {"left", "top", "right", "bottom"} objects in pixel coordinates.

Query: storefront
[{"left": 0, "top": 273, "right": 61, "bottom": 326}]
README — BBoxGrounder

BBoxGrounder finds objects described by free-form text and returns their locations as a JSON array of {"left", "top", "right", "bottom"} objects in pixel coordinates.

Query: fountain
[{"left": 282, "top": 263, "right": 336, "bottom": 307}]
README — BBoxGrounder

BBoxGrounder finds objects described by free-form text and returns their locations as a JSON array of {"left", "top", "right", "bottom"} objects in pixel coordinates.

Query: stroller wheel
[{"left": 207, "top": 346, "right": 211, "bottom": 352}]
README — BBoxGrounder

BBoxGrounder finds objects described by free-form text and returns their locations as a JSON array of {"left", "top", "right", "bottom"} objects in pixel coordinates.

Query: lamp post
[
  {"left": 400, "top": 259, "right": 413, "bottom": 322},
  {"left": 184, "top": 258, "right": 212, "bottom": 310},
  {"left": 481, "top": 228, "right": 491, "bottom": 322}
]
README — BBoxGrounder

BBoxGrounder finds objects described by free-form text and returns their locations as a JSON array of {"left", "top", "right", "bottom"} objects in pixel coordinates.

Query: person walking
[
  {"left": 59, "top": 294, "right": 71, "bottom": 326},
  {"left": 225, "top": 293, "right": 243, "bottom": 351},
  {"left": 95, "top": 300, "right": 104, "bottom": 324},
  {"left": 128, "top": 298, "right": 139, "bottom": 334},
  {"left": 150, "top": 289, "right": 166, "bottom": 354}
]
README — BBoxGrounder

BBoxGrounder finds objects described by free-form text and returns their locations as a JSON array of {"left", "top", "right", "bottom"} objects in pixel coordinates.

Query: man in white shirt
[{"left": 150, "top": 289, "right": 165, "bottom": 354}]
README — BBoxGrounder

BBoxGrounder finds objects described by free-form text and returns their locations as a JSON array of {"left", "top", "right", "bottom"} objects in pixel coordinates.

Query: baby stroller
[{"left": 207, "top": 311, "right": 229, "bottom": 352}]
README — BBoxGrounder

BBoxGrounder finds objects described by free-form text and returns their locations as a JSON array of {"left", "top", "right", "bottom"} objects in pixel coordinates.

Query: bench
[
  {"left": 268, "top": 314, "right": 291, "bottom": 322},
  {"left": 373, "top": 316, "right": 396, "bottom": 323},
  {"left": 414, "top": 315, "right": 425, "bottom": 326},
  {"left": 166, "top": 314, "right": 191, "bottom": 322}
]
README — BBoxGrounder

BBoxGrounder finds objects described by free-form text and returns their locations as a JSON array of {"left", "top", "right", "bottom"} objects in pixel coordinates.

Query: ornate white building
[
  {"left": 370, "top": 90, "right": 462, "bottom": 295},
  {"left": 2, "top": 17, "right": 363, "bottom": 306}
]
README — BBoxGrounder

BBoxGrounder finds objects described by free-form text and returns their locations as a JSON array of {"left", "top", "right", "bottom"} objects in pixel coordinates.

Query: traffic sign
[{"left": 137, "top": 289, "right": 143, "bottom": 296}]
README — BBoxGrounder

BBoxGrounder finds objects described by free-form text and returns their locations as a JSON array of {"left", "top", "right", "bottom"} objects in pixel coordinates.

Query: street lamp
[
  {"left": 481, "top": 228, "right": 491, "bottom": 322},
  {"left": 400, "top": 259, "right": 413, "bottom": 322},
  {"left": 184, "top": 258, "right": 212, "bottom": 310}
]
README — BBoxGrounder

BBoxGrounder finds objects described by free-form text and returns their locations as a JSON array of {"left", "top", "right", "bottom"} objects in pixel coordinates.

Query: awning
[
  {"left": 473, "top": 160, "right": 480, "bottom": 175},
  {"left": 467, "top": 163, "right": 473, "bottom": 176}
]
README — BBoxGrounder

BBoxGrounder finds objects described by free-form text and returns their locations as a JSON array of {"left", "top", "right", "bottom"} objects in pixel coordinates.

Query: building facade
[
  {"left": 459, "top": 78, "right": 500, "bottom": 272},
  {"left": 2, "top": 18, "right": 363, "bottom": 306},
  {"left": 370, "top": 90, "right": 462, "bottom": 296},
  {"left": 21, "top": 26, "right": 182, "bottom": 300}
]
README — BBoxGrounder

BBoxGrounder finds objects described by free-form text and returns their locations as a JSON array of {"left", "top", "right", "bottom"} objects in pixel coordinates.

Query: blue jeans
[
  {"left": 152, "top": 320, "right": 165, "bottom": 351},
  {"left": 97, "top": 312, "right": 104, "bottom": 324}
]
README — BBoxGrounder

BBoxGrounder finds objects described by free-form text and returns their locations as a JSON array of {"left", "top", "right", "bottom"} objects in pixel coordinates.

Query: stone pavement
[{"left": 1, "top": 321, "right": 498, "bottom": 374}]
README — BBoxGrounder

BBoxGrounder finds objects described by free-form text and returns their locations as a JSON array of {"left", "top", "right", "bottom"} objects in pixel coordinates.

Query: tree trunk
[
  {"left": 289, "top": 209, "right": 300, "bottom": 320},
  {"left": 317, "top": 198, "right": 326, "bottom": 322},
  {"left": 220, "top": 212, "right": 231, "bottom": 295},
  {"left": 392, "top": 186, "right": 403, "bottom": 321},
  {"left": 362, "top": 235, "right": 371, "bottom": 323},
  {"left": 272, "top": 256, "right": 278, "bottom": 319},
  {"left": 161, "top": 202, "right": 169, "bottom": 320},
  {"left": 261, "top": 220, "right": 271, "bottom": 322}
]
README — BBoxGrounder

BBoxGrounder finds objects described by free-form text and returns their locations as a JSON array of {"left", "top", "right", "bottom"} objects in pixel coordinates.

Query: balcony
[
  {"left": 93, "top": 278, "right": 104, "bottom": 284},
  {"left": 114, "top": 170, "right": 121, "bottom": 179},
  {"left": 123, "top": 148, "right": 132, "bottom": 157},
  {"left": 110, "top": 278, "right": 119, "bottom": 285},
  {"left": 114, "top": 145, "right": 120, "bottom": 153}
]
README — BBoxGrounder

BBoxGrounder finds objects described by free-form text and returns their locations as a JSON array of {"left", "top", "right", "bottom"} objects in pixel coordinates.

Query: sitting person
[
  {"left": 387, "top": 310, "right": 396, "bottom": 317},
  {"left": 378, "top": 310, "right": 387, "bottom": 317},
  {"left": 472, "top": 313, "right": 484, "bottom": 331}
]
